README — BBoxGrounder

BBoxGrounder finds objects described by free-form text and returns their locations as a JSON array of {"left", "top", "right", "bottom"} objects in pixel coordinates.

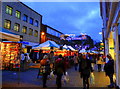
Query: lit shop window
[
  {"left": 22, "top": 26, "right": 27, "bottom": 34},
  {"left": 34, "top": 30, "right": 38, "bottom": 37},
  {"left": 15, "top": 10, "right": 21, "bottom": 19},
  {"left": 6, "top": 5, "right": 13, "bottom": 15},
  {"left": 29, "top": 17, "right": 33, "bottom": 25},
  {"left": 14, "top": 23, "right": 20, "bottom": 32},
  {"left": 23, "top": 14, "right": 28, "bottom": 22},
  {"left": 4, "top": 19, "right": 11, "bottom": 29},
  {"left": 35, "top": 20, "right": 38, "bottom": 27},
  {"left": 29, "top": 28, "right": 33, "bottom": 35}
]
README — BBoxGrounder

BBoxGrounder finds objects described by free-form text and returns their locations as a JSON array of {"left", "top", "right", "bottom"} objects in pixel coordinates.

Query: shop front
[
  {"left": 1, "top": 41, "right": 21, "bottom": 71},
  {"left": 0, "top": 28, "right": 21, "bottom": 71}
]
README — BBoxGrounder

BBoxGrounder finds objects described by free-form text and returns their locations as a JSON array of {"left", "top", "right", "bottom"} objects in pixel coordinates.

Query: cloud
[{"left": 23, "top": 2, "right": 102, "bottom": 41}]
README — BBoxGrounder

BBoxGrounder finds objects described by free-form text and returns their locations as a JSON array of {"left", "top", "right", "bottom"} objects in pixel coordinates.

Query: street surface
[{"left": 2, "top": 63, "right": 115, "bottom": 89}]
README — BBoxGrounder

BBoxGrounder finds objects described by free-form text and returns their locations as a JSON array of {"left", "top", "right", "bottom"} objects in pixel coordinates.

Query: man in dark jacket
[
  {"left": 54, "top": 54, "right": 66, "bottom": 89},
  {"left": 104, "top": 54, "right": 115, "bottom": 88},
  {"left": 79, "top": 54, "right": 93, "bottom": 89}
]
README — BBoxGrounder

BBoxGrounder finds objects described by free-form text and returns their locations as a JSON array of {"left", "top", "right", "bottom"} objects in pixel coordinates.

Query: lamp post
[{"left": 40, "top": 31, "right": 45, "bottom": 43}]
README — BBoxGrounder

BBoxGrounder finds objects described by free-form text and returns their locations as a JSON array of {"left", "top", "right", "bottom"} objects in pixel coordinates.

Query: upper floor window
[
  {"left": 35, "top": 20, "right": 38, "bottom": 27},
  {"left": 6, "top": 5, "right": 13, "bottom": 15},
  {"left": 22, "top": 26, "right": 27, "bottom": 34},
  {"left": 29, "top": 17, "right": 33, "bottom": 25},
  {"left": 34, "top": 30, "right": 38, "bottom": 37},
  {"left": 23, "top": 14, "right": 28, "bottom": 22},
  {"left": 16, "top": 10, "right": 21, "bottom": 19},
  {"left": 29, "top": 28, "right": 33, "bottom": 35},
  {"left": 4, "top": 19, "right": 11, "bottom": 29},
  {"left": 14, "top": 23, "right": 20, "bottom": 32}
]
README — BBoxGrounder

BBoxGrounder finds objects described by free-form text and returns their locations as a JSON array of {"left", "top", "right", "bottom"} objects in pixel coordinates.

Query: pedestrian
[
  {"left": 54, "top": 54, "right": 66, "bottom": 89},
  {"left": 40, "top": 55, "right": 51, "bottom": 88},
  {"left": 48, "top": 51, "right": 55, "bottom": 69},
  {"left": 96, "top": 54, "right": 103, "bottom": 72},
  {"left": 79, "top": 54, "right": 93, "bottom": 89},
  {"left": 73, "top": 54, "right": 79, "bottom": 71},
  {"left": 104, "top": 54, "right": 115, "bottom": 88}
]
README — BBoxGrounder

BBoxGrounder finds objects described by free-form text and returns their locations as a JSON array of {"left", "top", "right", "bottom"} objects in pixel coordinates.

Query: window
[
  {"left": 22, "top": 26, "right": 27, "bottom": 34},
  {"left": 29, "top": 28, "right": 33, "bottom": 35},
  {"left": 23, "top": 14, "right": 28, "bottom": 22},
  {"left": 29, "top": 17, "right": 33, "bottom": 25},
  {"left": 6, "top": 5, "right": 13, "bottom": 15},
  {"left": 4, "top": 19, "right": 11, "bottom": 29},
  {"left": 16, "top": 10, "right": 21, "bottom": 19},
  {"left": 34, "top": 30, "right": 38, "bottom": 37},
  {"left": 14, "top": 23, "right": 20, "bottom": 32},
  {"left": 35, "top": 20, "right": 38, "bottom": 27}
]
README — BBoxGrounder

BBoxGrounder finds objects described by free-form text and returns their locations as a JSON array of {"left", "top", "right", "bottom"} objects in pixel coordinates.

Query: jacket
[
  {"left": 79, "top": 58, "right": 93, "bottom": 78},
  {"left": 104, "top": 59, "right": 114, "bottom": 76},
  {"left": 54, "top": 58, "right": 66, "bottom": 75},
  {"left": 40, "top": 59, "right": 51, "bottom": 74}
]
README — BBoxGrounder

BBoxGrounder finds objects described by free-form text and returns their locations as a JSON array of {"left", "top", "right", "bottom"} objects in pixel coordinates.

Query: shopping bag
[
  {"left": 113, "top": 74, "right": 116, "bottom": 83},
  {"left": 62, "top": 72, "right": 70, "bottom": 83},
  {"left": 50, "top": 71, "right": 55, "bottom": 78},
  {"left": 90, "top": 72, "right": 95, "bottom": 84}
]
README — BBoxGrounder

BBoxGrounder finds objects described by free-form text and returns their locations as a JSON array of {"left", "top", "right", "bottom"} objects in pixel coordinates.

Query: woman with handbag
[
  {"left": 79, "top": 54, "right": 93, "bottom": 89},
  {"left": 40, "top": 55, "right": 51, "bottom": 88}
]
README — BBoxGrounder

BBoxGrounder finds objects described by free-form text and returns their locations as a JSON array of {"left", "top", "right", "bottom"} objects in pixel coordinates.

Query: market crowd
[{"left": 21, "top": 51, "right": 115, "bottom": 89}]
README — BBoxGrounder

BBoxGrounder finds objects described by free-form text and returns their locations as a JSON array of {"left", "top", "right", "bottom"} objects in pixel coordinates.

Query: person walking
[
  {"left": 54, "top": 54, "right": 66, "bottom": 89},
  {"left": 79, "top": 54, "right": 93, "bottom": 89},
  {"left": 104, "top": 54, "right": 115, "bottom": 88},
  {"left": 40, "top": 55, "right": 51, "bottom": 88},
  {"left": 73, "top": 54, "right": 79, "bottom": 71},
  {"left": 96, "top": 54, "right": 103, "bottom": 72}
]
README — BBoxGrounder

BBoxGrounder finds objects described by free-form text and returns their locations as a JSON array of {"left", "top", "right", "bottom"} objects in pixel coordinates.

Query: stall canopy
[
  {"left": 63, "top": 45, "right": 76, "bottom": 51},
  {"left": 0, "top": 27, "right": 20, "bottom": 41},
  {"left": 79, "top": 49, "right": 86, "bottom": 53},
  {"left": 67, "top": 46, "right": 75, "bottom": 51},
  {"left": 32, "top": 40, "right": 60, "bottom": 50},
  {"left": 63, "top": 45, "right": 69, "bottom": 50}
]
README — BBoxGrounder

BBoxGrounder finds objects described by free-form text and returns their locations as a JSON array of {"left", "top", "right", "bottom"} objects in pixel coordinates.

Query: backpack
[{"left": 40, "top": 59, "right": 47, "bottom": 65}]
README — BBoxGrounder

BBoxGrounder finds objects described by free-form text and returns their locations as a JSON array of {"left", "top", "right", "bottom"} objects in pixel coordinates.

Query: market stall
[
  {"left": 1, "top": 41, "right": 21, "bottom": 70},
  {"left": 0, "top": 28, "right": 21, "bottom": 71}
]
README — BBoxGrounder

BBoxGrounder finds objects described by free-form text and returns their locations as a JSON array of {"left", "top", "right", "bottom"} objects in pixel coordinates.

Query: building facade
[
  {"left": 100, "top": 1, "right": 120, "bottom": 87},
  {"left": 40, "top": 24, "right": 63, "bottom": 44},
  {"left": 1, "top": 1, "right": 42, "bottom": 47}
]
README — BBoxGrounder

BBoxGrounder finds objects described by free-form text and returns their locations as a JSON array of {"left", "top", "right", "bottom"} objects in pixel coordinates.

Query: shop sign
[{"left": 110, "top": 47, "right": 114, "bottom": 49}]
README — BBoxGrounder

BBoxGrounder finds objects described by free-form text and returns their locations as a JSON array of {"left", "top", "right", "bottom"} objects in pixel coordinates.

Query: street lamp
[{"left": 41, "top": 32, "right": 45, "bottom": 35}]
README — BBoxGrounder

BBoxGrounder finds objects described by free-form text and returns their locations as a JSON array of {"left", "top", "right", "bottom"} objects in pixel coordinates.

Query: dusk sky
[{"left": 22, "top": 2, "right": 103, "bottom": 41}]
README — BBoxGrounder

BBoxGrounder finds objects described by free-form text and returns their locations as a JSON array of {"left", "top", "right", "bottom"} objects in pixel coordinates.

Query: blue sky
[{"left": 22, "top": 2, "right": 103, "bottom": 41}]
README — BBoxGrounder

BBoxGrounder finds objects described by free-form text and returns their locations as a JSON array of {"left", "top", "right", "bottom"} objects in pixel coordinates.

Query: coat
[
  {"left": 54, "top": 58, "right": 66, "bottom": 75},
  {"left": 40, "top": 59, "right": 51, "bottom": 74},
  {"left": 79, "top": 58, "right": 93, "bottom": 78},
  {"left": 104, "top": 59, "right": 114, "bottom": 76}
]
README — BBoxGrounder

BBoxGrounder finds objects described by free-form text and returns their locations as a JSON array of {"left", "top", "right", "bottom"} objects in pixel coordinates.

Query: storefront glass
[{"left": 1, "top": 42, "right": 20, "bottom": 71}]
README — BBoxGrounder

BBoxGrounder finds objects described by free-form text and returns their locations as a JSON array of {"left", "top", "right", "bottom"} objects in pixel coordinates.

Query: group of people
[
  {"left": 73, "top": 53, "right": 115, "bottom": 89},
  {"left": 39, "top": 52, "right": 115, "bottom": 89},
  {"left": 40, "top": 54, "right": 66, "bottom": 89},
  {"left": 20, "top": 50, "right": 115, "bottom": 89}
]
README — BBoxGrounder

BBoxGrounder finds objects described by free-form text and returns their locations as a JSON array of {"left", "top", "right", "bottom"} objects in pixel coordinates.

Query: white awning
[{"left": 0, "top": 31, "right": 20, "bottom": 41}]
